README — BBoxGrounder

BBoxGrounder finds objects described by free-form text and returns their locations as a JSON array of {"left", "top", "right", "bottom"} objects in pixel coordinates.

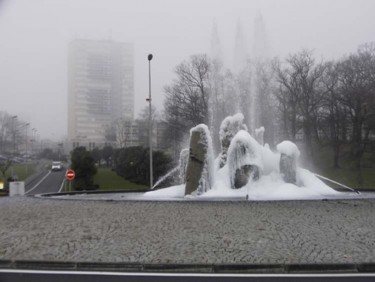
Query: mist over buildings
[{"left": 0, "top": 0, "right": 374, "bottom": 141}]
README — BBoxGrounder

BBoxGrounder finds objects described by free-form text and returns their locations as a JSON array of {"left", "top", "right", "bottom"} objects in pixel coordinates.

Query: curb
[{"left": 1, "top": 260, "right": 375, "bottom": 274}]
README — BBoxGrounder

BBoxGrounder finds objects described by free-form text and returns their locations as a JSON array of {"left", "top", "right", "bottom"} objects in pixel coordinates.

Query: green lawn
[
  {"left": 0, "top": 163, "right": 36, "bottom": 196},
  {"left": 3, "top": 163, "right": 36, "bottom": 181},
  {"left": 312, "top": 145, "right": 375, "bottom": 189},
  {"left": 94, "top": 167, "right": 147, "bottom": 190}
]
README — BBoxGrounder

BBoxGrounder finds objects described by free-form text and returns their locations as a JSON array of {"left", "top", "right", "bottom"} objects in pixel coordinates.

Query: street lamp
[
  {"left": 10, "top": 115, "right": 17, "bottom": 178},
  {"left": 31, "top": 128, "right": 37, "bottom": 155},
  {"left": 11, "top": 115, "right": 17, "bottom": 156},
  {"left": 22, "top": 123, "right": 30, "bottom": 156},
  {"left": 21, "top": 123, "right": 30, "bottom": 175},
  {"left": 147, "top": 53, "right": 153, "bottom": 189}
]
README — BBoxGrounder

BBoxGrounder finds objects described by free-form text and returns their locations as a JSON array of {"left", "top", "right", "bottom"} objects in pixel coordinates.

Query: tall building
[{"left": 68, "top": 39, "right": 134, "bottom": 150}]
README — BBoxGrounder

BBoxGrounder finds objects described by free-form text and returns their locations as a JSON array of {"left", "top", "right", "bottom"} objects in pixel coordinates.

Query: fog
[{"left": 0, "top": 0, "right": 374, "bottom": 140}]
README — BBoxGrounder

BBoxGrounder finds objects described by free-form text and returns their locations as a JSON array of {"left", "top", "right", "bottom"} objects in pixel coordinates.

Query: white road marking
[
  {"left": 58, "top": 179, "right": 66, "bottom": 193},
  {"left": 25, "top": 171, "right": 51, "bottom": 195}
]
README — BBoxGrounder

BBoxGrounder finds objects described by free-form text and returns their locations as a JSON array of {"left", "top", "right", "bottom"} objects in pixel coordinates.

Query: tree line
[
  {"left": 162, "top": 43, "right": 375, "bottom": 187},
  {"left": 70, "top": 145, "right": 173, "bottom": 190}
]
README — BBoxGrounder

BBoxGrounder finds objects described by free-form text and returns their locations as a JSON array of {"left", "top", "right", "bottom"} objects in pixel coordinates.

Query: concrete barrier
[{"left": 9, "top": 182, "right": 25, "bottom": 197}]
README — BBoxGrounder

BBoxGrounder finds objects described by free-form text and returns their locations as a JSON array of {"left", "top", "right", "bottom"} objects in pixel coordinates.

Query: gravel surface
[{"left": 1, "top": 196, "right": 375, "bottom": 264}]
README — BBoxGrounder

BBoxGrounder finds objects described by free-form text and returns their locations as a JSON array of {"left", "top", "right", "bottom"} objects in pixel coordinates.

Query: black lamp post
[
  {"left": 147, "top": 54, "right": 153, "bottom": 189},
  {"left": 11, "top": 115, "right": 17, "bottom": 156}
]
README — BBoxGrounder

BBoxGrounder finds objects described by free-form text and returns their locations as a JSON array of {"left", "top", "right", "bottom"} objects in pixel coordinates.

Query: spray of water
[
  {"left": 151, "top": 166, "right": 180, "bottom": 190},
  {"left": 314, "top": 173, "right": 360, "bottom": 194}
]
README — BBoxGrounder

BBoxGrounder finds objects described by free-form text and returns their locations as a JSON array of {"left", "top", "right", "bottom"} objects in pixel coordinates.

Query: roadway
[{"left": 25, "top": 169, "right": 66, "bottom": 196}]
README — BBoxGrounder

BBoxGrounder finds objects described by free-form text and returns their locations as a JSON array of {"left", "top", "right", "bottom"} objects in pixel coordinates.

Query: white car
[{"left": 51, "top": 161, "right": 62, "bottom": 171}]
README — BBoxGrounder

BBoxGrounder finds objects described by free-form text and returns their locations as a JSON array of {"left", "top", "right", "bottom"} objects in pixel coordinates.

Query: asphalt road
[{"left": 25, "top": 169, "right": 66, "bottom": 196}]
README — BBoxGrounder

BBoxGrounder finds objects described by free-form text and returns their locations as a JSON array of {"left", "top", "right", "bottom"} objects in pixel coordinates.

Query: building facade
[
  {"left": 67, "top": 39, "right": 134, "bottom": 150},
  {"left": 123, "top": 120, "right": 169, "bottom": 151}
]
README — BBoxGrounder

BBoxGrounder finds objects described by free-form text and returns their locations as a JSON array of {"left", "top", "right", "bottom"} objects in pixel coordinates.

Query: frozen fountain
[{"left": 144, "top": 113, "right": 360, "bottom": 201}]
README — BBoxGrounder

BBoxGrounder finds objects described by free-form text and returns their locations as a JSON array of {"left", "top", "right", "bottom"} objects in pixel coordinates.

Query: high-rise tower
[{"left": 67, "top": 39, "right": 134, "bottom": 150}]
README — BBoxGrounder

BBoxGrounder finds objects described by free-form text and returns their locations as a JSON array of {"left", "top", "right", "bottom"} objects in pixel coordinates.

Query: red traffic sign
[{"left": 65, "top": 169, "right": 75, "bottom": 181}]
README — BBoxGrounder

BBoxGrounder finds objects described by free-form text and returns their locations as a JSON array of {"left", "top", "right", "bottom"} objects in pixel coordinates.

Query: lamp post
[
  {"left": 11, "top": 115, "right": 17, "bottom": 156},
  {"left": 23, "top": 123, "right": 30, "bottom": 156},
  {"left": 31, "top": 128, "right": 37, "bottom": 155},
  {"left": 11, "top": 115, "right": 17, "bottom": 178},
  {"left": 147, "top": 54, "right": 153, "bottom": 190},
  {"left": 22, "top": 123, "right": 30, "bottom": 175}
]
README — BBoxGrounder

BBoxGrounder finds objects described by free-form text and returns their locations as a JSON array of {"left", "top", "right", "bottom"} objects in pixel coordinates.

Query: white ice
[
  {"left": 276, "top": 140, "right": 301, "bottom": 158},
  {"left": 144, "top": 167, "right": 340, "bottom": 201},
  {"left": 143, "top": 120, "right": 342, "bottom": 201}
]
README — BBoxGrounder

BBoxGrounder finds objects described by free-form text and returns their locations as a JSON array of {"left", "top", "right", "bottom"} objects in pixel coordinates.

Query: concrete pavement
[{"left": 1, "top": 197, "right": 375, "bottom": 265}]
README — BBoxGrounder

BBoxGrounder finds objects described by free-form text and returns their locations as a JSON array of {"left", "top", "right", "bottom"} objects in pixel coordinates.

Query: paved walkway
[{"left": 1, "top": 197, "right": 375, "bottom": 264}]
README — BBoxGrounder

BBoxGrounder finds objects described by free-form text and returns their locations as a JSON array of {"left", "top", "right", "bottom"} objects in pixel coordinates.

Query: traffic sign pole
[{"left": 65, "top": 170, "right": 75, "bottom": 192}]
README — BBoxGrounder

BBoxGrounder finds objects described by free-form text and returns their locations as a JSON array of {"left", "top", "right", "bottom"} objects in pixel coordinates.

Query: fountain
[{"left": 144, "top": 113, "right": 356, "bottom": 201}]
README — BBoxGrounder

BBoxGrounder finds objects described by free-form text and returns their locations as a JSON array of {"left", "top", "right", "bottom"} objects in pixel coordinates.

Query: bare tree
[
  {"left": 163, "top": 54, "right": 211, "bottom": 154},
  {"left": 275, "top": 50, "right": 326, "bottom": 158},
  {"left": 0, "top": 112, "right": 12, "bottom": 154},
  {"left": 320, "top": 61, "right": 348, "bottom": 168},
  {"left": 105, "top": 118, "right": 132, "bottom": 148},
  {"left": 336, "top": 44, "right": 375, "bottom": 186}
]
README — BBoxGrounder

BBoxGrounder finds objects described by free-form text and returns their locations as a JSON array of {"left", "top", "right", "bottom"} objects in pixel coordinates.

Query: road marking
[
  {"left": 25, "top": 171, "right": 51, "bottom": 195},
  {"left": 58, "top": 179, "right": 66, "bottom": 193}
]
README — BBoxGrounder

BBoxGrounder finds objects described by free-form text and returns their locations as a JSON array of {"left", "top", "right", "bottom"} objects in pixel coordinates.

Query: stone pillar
[
  {"left": 279, "top": 154, "right": 297, "bottom": 184},
  {"left": 218, "top": 113, "right": 248, "bottom": 168},
  {"left": 185, "top": 125, "right": 212, "bottom": 196},
  {"left": 179, "top": 148, "right": 189, "bottom": 184},
  {"left": 276, "top": 141, "right": 300, "bottom": 185},
  {"left": 227, "top": 130, "right": 262, "bottom": 189}
]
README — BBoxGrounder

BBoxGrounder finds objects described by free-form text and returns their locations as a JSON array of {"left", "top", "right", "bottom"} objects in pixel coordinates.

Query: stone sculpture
[
  {"left": 184, "top": 124, "right": 213, "bottom": 196},
  {"left": 179, "top": 148, "right": 189, "bottom": 184},
  {"left": 218, "top": 113, "right": 248, "bottom": 169},
  {"left": 227, "top": 130, "right": 262, "bottom": 189},
  {"left": 277, "top": 141, "right": 300, "bottom": 185}
]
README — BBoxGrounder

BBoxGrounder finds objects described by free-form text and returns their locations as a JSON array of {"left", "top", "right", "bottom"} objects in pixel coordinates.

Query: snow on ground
[
  {"left": 144, "top": 167, "right": 341, "bottom": 201},
  {"left": 143, "top": 185, "right": 185, "bottom": 198}
]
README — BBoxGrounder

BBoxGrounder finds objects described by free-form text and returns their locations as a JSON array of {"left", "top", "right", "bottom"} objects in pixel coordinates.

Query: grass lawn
[
  {"left": 3, "top": 163, "right": 36, "bottom": 181},
  {"left": 321, "top": 167, "right": 375, "bottom": 189},
  {"left": 312, "top": 145, "right": 375, "bottom": 189},
  {"left": 94, "top": 167, "right": 147, "bottom": 190},
  {"left": 0, "top": 163, "right": 36, "bottom": 196}
]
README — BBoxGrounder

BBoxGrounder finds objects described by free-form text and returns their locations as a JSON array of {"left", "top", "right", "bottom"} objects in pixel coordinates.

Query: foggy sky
[{"left": 0, "top": 0, "right": 374, "bottom": 140}]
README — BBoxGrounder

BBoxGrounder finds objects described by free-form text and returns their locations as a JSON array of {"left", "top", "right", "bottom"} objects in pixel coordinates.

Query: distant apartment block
[
  {"left": 123, "top": 120, "right": 169, "bottom": 151},
  {"left": 67, "top": 39, "right": 134, "bottom": 150}
]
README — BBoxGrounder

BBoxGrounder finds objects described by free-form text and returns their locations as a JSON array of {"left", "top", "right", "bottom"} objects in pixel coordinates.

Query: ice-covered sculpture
[
  {"left": 145, "top": 113, "right": 341, "bottom": 200},
  {"left": 184, "top": 124, "right": 214, "bottom": 196},
  {"left": 277, "top": 141, "right": 300, "bottom": 184},
  {"left": 218, "top": 113, "right": 248, "bottom": 169},
  {"left": 227, "top": 130, "right": 262, "bottom": 189}
]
